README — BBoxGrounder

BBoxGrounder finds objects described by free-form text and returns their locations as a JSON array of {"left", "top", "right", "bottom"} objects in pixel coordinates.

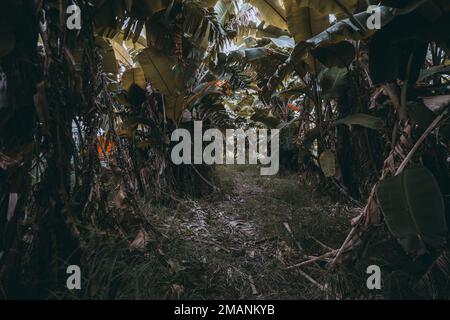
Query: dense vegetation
[{"left": 0, "top": 0, "right": 449, "bottom": 299}]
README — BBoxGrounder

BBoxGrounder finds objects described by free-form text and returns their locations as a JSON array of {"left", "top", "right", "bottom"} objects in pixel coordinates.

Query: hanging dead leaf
[
  {"left": 33, "top": 81, "right": 50, "bottom": 130},
  {"left": 7, "top": 193, "right": 18, "bottom": 222},
  {"left": 95, "top": 37, "right": 119, "bottom": 74},
  {"left": 422, "top": 95, "right": 450, "bottom": 113},
  {"left": 114, "top": 189, "right": 127, "bottom": 209},
  {"left": 287, "top": 103, "right": 301, "bottom": 112}
]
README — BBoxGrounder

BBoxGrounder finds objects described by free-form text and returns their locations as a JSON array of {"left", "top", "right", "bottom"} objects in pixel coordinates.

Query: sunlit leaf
[
  {"left": 122, "top": 67, "right": 146, "bottom": 91},
  {"left": 247, "top": 0, "right": 288, "bottom": 30}
]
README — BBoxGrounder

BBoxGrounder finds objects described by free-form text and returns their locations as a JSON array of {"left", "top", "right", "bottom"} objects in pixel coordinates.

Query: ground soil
[{"left": 63, "top": 165, "right": 419, "bottom": 300}]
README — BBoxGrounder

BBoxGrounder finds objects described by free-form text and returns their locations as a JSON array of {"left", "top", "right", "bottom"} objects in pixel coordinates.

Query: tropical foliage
[{"left": 0, "top": 0, "right": 450, "bottom": 299}]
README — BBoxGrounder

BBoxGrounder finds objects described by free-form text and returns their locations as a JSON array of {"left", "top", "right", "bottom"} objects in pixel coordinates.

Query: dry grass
[{"left": 49, "top": 165, "right": 441, "bottom": 300}]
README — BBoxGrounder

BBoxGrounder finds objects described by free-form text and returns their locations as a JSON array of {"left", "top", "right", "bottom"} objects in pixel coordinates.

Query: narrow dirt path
[{"left": 156, "top": 166, "right": 358, "bottom": 299}]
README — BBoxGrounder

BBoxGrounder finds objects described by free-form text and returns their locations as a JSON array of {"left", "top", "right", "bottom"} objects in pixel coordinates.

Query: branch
[{"left": 395, "top": 110, "right": 448, "bottom": 175}]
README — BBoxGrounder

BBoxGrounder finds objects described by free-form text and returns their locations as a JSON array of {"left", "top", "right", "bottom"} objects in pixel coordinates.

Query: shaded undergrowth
[{"left": 49, "top": 166, "right": 440, "bottom": 300}]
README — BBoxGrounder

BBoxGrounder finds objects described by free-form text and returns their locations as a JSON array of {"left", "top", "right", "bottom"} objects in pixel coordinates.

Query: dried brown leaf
[
  {"left": 114, "top": 189, "right": 127, "bottom": 209},
  {"left": 423, "top": 95, "right": 450, "bottom": 113},
  {"left": 7, "top": 193, "right": 18, "bottom": 222},
  {"left": 130, "top": 230, "right": 148, "bottom": 249}
]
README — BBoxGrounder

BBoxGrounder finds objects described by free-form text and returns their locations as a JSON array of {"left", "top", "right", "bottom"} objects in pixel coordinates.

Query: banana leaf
[
  {"left": 137, "top": 48, "right": 184, "bottom": 120},
  {"left": 335, "top": 113, "right": 384, "bottom": 130},
  {"left": 377, "top": 166, "right": 447, "bottom": 256},
  {"left": 318, "top": 67, "right": 349, "bottom": 100},
  {"left": 122, "top": 67, "right": 146, "bottom": 91},
  {"left": 247, "top": 0, "right": 288, "bottom": 30},
  {"left": 294, "top": 0, "right": 358, "bottom": 16}
]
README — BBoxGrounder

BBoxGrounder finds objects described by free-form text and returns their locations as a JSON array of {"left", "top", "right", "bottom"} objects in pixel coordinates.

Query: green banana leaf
[
  {"left": 137, "top": 48, "right": 184, "bottom": 120},
  {"left": 318, "top": 67, "right": 349, "bottom": 100},
  {"left": 335, "top": 113, "right": 384, "bottom": 130},
  {"left": 377, "top": 166, "right": 447, "bottom": 256},
  {"left": 247, "top": 0, "right": 288, "bottom": 30}
]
